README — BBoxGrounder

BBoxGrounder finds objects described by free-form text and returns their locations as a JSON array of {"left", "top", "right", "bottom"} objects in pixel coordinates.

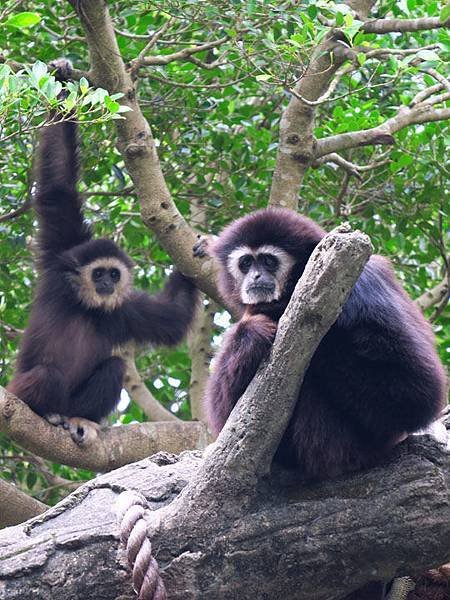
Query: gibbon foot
[
  {"left": 45, "top": 413, "right": 65, "bottom": 426},
  {"left": 63, "top": 417, "right": 100, "bottom": 445}
]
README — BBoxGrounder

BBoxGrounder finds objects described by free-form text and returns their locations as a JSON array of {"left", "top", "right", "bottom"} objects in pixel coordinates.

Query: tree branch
[
  {"left": 362, "top": 16, "right": 450, "bottom": 34},
  {"left": 67, "top": 0, "right": 220, "bottom": 303},
  {"left": 0, "top": 386, "right": 209, "bottom": 472},
  {"left": 415, "top": 278, "right": 449, "bottom": 313},
  {"left": 316, "top": 105, "right": 450, "bottom": 157},
  {"left": 0, "top": 478, "right": 47, "bottom": 528},
  {"left": 119, "top": 345, "right": 180, "bottom": 422},
  {"left": 269, "top": 33, "right": 355, "bottom": 209}
]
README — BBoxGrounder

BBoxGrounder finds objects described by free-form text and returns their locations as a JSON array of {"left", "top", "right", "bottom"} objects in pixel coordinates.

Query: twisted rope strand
[{"left": 115, "top": 490, "right": 167, "bottom": 600}]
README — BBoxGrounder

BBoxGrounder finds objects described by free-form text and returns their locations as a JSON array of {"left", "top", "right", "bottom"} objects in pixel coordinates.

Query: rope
[
  {"left": 385, "top": 576, "right": 415, "bottom": 600},
  {"left": 115, "top": 490, "right": 167, "bottom": 600}
]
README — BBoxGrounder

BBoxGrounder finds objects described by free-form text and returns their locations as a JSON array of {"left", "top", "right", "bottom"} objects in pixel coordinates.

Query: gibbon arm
[
  {"left": 34, "top": 119, "right": 92, "bottom": 266},
  {"left": 205, "top": 314, "right": 277, "bottom": 435},
  {"left": 123, "top": 271, "right": 200, "bottom": 346}
]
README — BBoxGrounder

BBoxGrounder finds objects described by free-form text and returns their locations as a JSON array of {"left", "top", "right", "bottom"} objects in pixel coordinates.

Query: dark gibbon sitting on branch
[
  {"left": 8, "top": 116, "right": 199, "bottom": 444},
  {"left": 200, "top": 208, "right": 447, "bottom": 480}
]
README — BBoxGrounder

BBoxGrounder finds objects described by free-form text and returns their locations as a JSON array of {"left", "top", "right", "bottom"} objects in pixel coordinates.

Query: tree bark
[
  {"left": 0, "top": 437, "right": 448, "bottom": 600},
  {"left": 0, "top": 388, "right": 209, "bottom": 471},
  {"left": 0, "top": 479, "right": 46, "bottom": 528}
]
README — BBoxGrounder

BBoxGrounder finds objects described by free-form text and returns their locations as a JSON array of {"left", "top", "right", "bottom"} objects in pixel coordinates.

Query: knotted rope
[{"left": 115, "top": 490, "right": 167, "bottom": 600}]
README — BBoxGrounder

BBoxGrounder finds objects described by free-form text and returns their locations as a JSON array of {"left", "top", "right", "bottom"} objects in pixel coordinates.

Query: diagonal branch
[
  {"left": 269, "top": 32, "right": 355, "bottom": 209},
  {"left": 416, "top": 278, "right": 449, "bottom": 313},
  {"left": 131, "top": 35, "right": 229, "bottom": 72}
]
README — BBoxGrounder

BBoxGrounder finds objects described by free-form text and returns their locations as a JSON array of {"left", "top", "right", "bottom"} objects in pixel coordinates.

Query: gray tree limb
[
  {"left": 415, "top": 278, "right": 449, "bottom": 313},
  {"left": 0, "top": 479, "right": 47, "bottom": 528},
  {"left": 363, "top": 16, "right": 450, "bottom": 34},
  {"left": 0, "top": 387, "right": 209, "bottom": 472}
]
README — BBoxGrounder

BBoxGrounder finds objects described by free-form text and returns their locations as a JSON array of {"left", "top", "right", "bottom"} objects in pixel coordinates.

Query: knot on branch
[
  {"left": 115, "top": 490, "right": 167, "bottom": 600},
  {"left": 125, "top": 142, "right": 150, "bottom": 159}
]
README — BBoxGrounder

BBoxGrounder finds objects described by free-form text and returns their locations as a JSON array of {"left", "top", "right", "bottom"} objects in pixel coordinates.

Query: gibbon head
[
  {"left": 213, "top": 208, "right": 325, "bottom": 313},
  {"left": 63, "top": 239, "right": 134, "bottom": 311}
]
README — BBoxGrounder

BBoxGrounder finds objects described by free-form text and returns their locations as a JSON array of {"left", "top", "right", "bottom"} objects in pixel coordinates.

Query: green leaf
[
  {"left": 357, "top": 52, "right": 366, "bottom": 66},
  {"left": 440, "top": 4, "right": 450, "bottom": 23},
  {"left": 417, "top": 49, "right": 440, "bottom": 61},
  {"left": 79, "top": 77, "right": 89, "bottom": 94},
  {"left": 7, "top": 12, "right": 41, "bottom": 29},
  {"left": 105, "top": 96, "right": 120, "bottom": 113}
]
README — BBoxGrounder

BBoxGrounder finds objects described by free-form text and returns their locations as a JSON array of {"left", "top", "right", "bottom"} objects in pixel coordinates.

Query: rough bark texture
[
  {"left": 0, "top": 387, "right": 209, "bottom": 471},
  {"left": 269, "top": 32, "right": 354, "bottom": 210},
  {"left": 188, "top": 300, "right": 217, "bottom": 423},
  {"left": 0, "top": 438, "right": 449, "bottom": 600}
]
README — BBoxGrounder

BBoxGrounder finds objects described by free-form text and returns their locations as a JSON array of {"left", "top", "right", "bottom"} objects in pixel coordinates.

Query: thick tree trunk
[{"left": 0, "top": 438, "right": 449, "bottom": 600}]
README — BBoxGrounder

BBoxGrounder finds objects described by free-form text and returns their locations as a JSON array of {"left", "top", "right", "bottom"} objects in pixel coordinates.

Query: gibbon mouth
[
  {"left": 96, "top": 286, "right": 115, "bottom": 296},
  {"left": 247, "top": 284, "right": 276, "bottom": 294}
]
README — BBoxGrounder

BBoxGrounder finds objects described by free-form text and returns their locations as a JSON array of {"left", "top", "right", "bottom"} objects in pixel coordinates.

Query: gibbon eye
[
  {"left": 260, "top": 254, "right": 279, "bottom": 271},
  {"left": 92, "top": 267, "right": 105, "bottom": 281},
  {"left": 110, "top": 268, "right": 121, "bottom": 282},
  {"left": 238, "top": 255, "right": 253, "bottom": 273}
]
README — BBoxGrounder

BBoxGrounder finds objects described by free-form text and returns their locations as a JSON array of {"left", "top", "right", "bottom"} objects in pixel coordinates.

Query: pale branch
[
  {"left": 412, "top": 82, "right": 445, "bottom": 106},
  {"left": 362, "top": 16, "right": 450, "bottom": 34},
  {"left": 67, "top": 0, "right": 220, "bottom": 304},
  {"left": 286, "top": 62, "right": 355, "bottom": 107},
  {"left": 360, "top": 43, "right": 441, "bottom": 59},
  {"left": 420, "top": 91, "right": 450, "bottom": 107},
  {"left": 269, "top": 32, "right": 355, "bottom": 209},
  {"left": 418, "top": 68, "right": 450, "bottom": 93},
  {"left": 134, "top": 17, "right": 175, "bottom": 65},
  {"left": 0, "top": 478, "right": 47, "bottom": 528},
  {"left": 315, "top": 105, "right": 450, "bottom": 157},
  {"left": 188, "top": 299, "right": 217, "bottom": 423},
  {"left": 415, "top": 278, "right": 449, "bottom": 313},
  {"left": 131, "top": 35, "right": 229, "bottom": 72},
  {"left": 312, "top": 152, "right": 390, "bottom": 178},
  {"left": 118, "top": 345, "right": 180, "bottom": 422},
  {"left": 0, "top": 386, "right": 209, "bottom": 472}
]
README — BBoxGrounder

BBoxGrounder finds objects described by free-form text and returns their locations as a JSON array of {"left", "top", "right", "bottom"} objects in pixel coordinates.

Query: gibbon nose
[{"left": 97, "top": 281, "right": 114, "bottom": 295}]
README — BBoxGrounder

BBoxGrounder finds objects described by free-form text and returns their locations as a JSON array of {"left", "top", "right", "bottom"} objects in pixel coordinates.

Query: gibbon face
[
  {"left": 227, "top": 244, "right": 295, "bottom": 305},
  {"left": 74, "top": 257, "right": 132, "bottom": 311}
]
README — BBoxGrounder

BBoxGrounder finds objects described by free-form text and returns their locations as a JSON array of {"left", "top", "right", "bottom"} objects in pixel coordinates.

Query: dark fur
[
  {"left": 8, "top": 120, "right": 199, "bottom": 422},
  {"left": 205, "top": 208, "right": 447, "bottom": 480}
]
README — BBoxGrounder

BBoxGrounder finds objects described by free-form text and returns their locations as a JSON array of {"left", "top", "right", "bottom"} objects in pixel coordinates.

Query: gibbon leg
[
  {"left": 8, "top": 365, "right": 68, "bottom": 418},
  {"left": 67, "top": 356, "right": 125, "bottom": 444}
]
